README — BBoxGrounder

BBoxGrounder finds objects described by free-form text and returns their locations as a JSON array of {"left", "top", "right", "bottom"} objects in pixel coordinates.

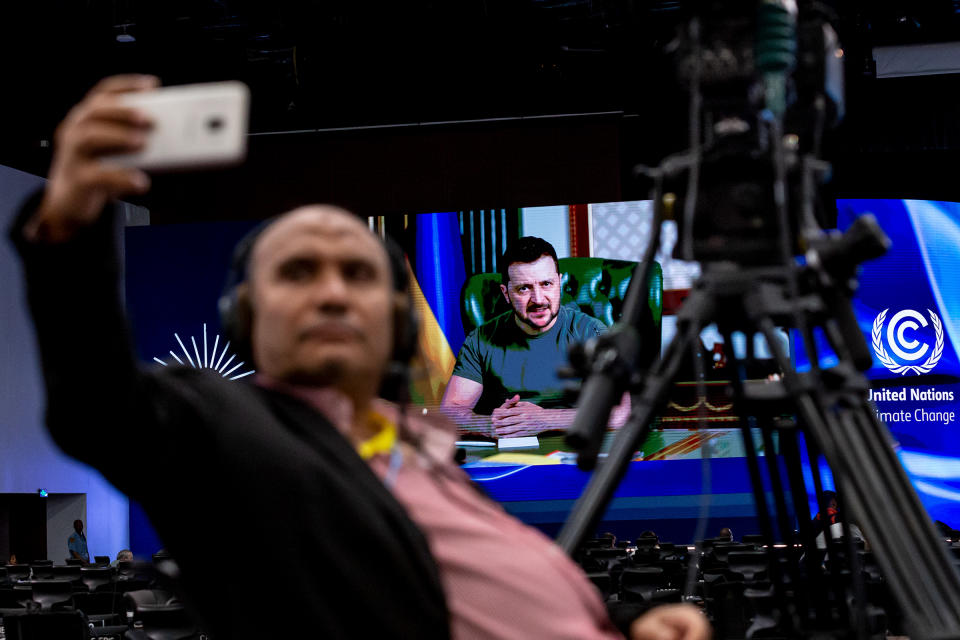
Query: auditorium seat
[
  {"left": 124, "top": 588, "right": 200, "bottom": 640},
  {"left": 0, "top": 609, "right": 88, "bottom": 639},
  {"left": 588, "top": 548, "right": 627, "bottom": 559},
  {"left": 652, "top": 559, "right": 686, "bottom": 588},
  {"left": 727, "top": 551, "right": 769, "bottom": 582},
  {"left": 582, "top": 538, "right": 610, "bottom": 548},
  {"left": 29, "top": 563, "right": 55, "bottom": 580},
  {"left": 116, "top": 560, "right": 135, "bottom": 578},
  {"left": 81, "top": 567, "right": 115, "bottom": 591},
  {"left": 4, "top": 566, "right": 30, "bottom": 582},
  {"left": 19, "top": 579, "right": 74, "bottom": 610},
  {"left": 73, "top": 590, "right": 120, "bottom": 616},
  {"left": 656, "top": 543, "right": 678, "bottom": 560},
  {"left": 584, "top": 548, "right": 629, "bottom": 573},
  {"left": 113, "top": 560, "right": 151, "bottom": 593},
  {"left": 710, "top": 542, "right": 754, "bottom": 564},
  {"left": 857, "top": 551, "right": 883, "bottom": 583},
  {"left": 743, "top": 585, "right": 783, "bottom": 639},
  {"left": 707, "top": 580, "right": 750, "bottom": 639},
  {"left": 586, "top": 572, "right": 614, "bottom": 601},
  {"left": 620, "top": 566, "right": 666, "bottom": 603},
  {"left": 51, "top": 565, "right": 83, "bottom": 583},
  {"left": 0, "top": 586, "right": 26, "bottom": 608}
]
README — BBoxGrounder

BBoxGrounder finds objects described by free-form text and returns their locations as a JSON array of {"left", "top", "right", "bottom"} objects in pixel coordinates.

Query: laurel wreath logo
[{"left": 872, "top": 308, "right": 944, "bottom": 376}]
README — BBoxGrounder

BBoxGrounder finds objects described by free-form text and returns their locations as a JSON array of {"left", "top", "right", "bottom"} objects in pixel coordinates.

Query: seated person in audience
[
  {"left": 812, "top": 491, "right": 865, "bottom": 549},
  {"left": 112, "top": 549, "right": 133, "bottom": 567},
  {"left": 811, "top": 490, "right": 839, "bottom": 538},
  {"left": 718, "top": 527, "right": 734, "bottom": 542},
  {"left": 12, "top": 75, "right": 710, "bottom": 640},
  {"left": 639, "top": 530, "right": 660, "bottom": 544},
  {"left": 7, "top": 554, "right": 16, "bottom": 565},
  {"left": 442, "top": 237, "right": 629, "bottom": 438}
]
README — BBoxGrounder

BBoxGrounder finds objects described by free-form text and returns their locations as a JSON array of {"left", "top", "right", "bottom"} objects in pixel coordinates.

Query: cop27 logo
[
  {"left": 152, "top": 324, "right": 255, "bottom": 381},
  {"left": 872, "top": 308, "right": 944, "bottom": 375}
]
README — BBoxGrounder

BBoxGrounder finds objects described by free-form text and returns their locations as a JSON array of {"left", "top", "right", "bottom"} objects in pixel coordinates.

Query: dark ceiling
[{"left": 3, "top": 1, "right": 960, "bottom": 220}]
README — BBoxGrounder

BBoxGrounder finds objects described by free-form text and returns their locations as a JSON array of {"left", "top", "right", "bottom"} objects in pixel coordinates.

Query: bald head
[
  {"left": 248, "top": 205, "right": 383, "bottom": 277},
  {"left": 240, "top": 204, "right": 399, "bottom": 400}
]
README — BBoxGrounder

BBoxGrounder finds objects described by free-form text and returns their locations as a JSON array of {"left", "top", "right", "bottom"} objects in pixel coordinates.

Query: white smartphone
[{"left": 106, "top": 81, "right": 250, "bottom": 171}]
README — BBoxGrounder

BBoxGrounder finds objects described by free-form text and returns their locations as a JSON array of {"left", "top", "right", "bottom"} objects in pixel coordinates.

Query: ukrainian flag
[{"left": 408, "top": 212, "right": 467, "bottom": 405}]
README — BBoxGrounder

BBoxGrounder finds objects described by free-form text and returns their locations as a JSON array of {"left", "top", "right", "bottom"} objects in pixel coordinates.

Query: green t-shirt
[{"left": 452, "top": 305, "right": 606, "bottom": 415}]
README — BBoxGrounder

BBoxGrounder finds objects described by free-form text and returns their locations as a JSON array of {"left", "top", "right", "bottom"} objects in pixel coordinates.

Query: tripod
[
  {"left": 558, "top": 232, "right": 960, "bottom": 638},
  {"left": 554, "top": 5, "right": 960, "bottom": 634}
]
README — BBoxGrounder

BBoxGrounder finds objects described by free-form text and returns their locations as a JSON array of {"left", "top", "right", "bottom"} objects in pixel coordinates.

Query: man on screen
[{"left": 442, "top": 236, "right": 628, "bottom": 437}]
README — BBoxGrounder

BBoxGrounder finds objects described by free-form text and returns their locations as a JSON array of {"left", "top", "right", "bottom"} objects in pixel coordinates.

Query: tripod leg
[
  {"left": 757, "top": 317, "right": 960, "bottom": 637},
  {"left": 847, "top": 404, "right": 960, "bottom": 613},
  {"left": 779, "top": 427, "right": 816, "bottom": 624},
  {"left": 835, "top": 475, "right": 870, "bottom": 640},
  {"left": 760, "top": 423, "right": 795, "bottom": 547},
  {"left": 557, "top": 307, "right": 712, "bottom": 555},
  {"left": 719, "top": 329, "right": 794, "bottom": 632},
  {"left": 806, "top": 440, "right": 838, "bottom": 626},
  {"left": 719, "top": 329, "right": 777, "bottom": 550},
  {"left": 740, "top": 417, "right": 776, "bottom": 547}
]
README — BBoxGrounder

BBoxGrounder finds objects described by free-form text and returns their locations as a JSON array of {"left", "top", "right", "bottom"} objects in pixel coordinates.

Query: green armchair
[{"left": 460, "top": 257, "right": 663, "bottom": 360}]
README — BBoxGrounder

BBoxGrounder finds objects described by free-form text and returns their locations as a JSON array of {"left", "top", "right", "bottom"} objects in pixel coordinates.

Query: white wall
[
  {"left": 520, "top": 205, "right": 570, "bottom": 258},
  {"left": 0, "top": 164, "right": 129, "bottom": 559}
]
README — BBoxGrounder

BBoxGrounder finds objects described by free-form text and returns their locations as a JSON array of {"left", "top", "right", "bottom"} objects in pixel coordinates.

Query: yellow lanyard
[{"left": 356, "top": 412, "right": 397, "bottom": 460}]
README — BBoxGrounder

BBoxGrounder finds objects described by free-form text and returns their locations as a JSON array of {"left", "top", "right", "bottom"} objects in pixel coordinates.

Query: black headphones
[{"left": 217, "top": 218, "right": 420, "bottom": 398}]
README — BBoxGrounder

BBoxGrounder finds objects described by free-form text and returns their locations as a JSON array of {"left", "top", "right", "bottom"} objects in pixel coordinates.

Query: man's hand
[
  {"left": 492, "top": 394, "right": 549, "bottom": 437},
  {"left": 629, "top": 604, "right": 711, "bottom": 640},
  {"left": 26, "top": 75, "right": 158, "bottom": 242}
]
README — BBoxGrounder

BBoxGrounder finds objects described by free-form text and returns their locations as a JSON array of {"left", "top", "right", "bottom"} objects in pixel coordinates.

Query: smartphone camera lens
[{"left": 206, "top": 116, "right": 225, "bottom": 132}]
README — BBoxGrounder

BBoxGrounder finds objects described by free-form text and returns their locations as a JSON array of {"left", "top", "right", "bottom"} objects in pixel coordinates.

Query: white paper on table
[{"left": 497, "top": 436, "right": 540, "bottom": 449}]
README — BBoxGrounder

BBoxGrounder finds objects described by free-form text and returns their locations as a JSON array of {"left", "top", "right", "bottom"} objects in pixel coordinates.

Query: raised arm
[
  {"left": 24, "top": 75, "right": 156, "bottom": 243},
  {"left": 10, "top": 75, "right": 186, "bottom": 479}
]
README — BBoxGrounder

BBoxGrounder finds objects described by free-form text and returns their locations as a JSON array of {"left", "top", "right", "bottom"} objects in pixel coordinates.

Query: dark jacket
[{"left": 11, "top": 194, "right": 450, "bottom": 639}]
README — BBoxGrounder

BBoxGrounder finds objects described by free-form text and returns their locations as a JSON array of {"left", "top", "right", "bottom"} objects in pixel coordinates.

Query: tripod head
[
  {"left": 565, "top": 0, "right": 846, "bottom": 467},
  {"left": 666, "top": 0, "right": 845, "bottom": 266}
]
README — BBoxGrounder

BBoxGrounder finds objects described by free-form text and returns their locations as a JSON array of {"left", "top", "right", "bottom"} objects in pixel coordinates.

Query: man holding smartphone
[{"left": 13, "top": 75, "right": 710, "bottom": 640}]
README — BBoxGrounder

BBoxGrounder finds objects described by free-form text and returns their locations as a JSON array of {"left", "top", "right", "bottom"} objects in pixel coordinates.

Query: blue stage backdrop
[
  {"left": 124, "top": 220, "right": 259, "bottom": 557},
  {"left": 838, "top": 200, "right": 960, "bottom": 526},
  {"left": 794, "top": 199, "right": 960, "bottom": 526}
]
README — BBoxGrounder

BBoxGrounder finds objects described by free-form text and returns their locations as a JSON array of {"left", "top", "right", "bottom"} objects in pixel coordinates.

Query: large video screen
[
  {"left": 125, "top": 201, "right": 775, "bottom": 544},
  {"left": 122, "top": 197, "right": 960, "bottom": 548}
]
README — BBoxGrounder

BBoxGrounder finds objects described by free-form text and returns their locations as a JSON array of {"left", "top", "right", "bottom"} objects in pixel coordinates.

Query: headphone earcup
[
  {"left": 218, "top": 290, "right": 238, "bottom": 345},
  {"left": 380, "top": 296, "right": 419, "bottom": 403},
  {"left": 219, "top": 286, "right": 253, "bottom": 364}
]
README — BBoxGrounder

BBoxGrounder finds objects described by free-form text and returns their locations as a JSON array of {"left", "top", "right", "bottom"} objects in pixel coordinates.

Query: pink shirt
[{"left": 256, "top": 379, "right": 622, "bottom": 640}]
